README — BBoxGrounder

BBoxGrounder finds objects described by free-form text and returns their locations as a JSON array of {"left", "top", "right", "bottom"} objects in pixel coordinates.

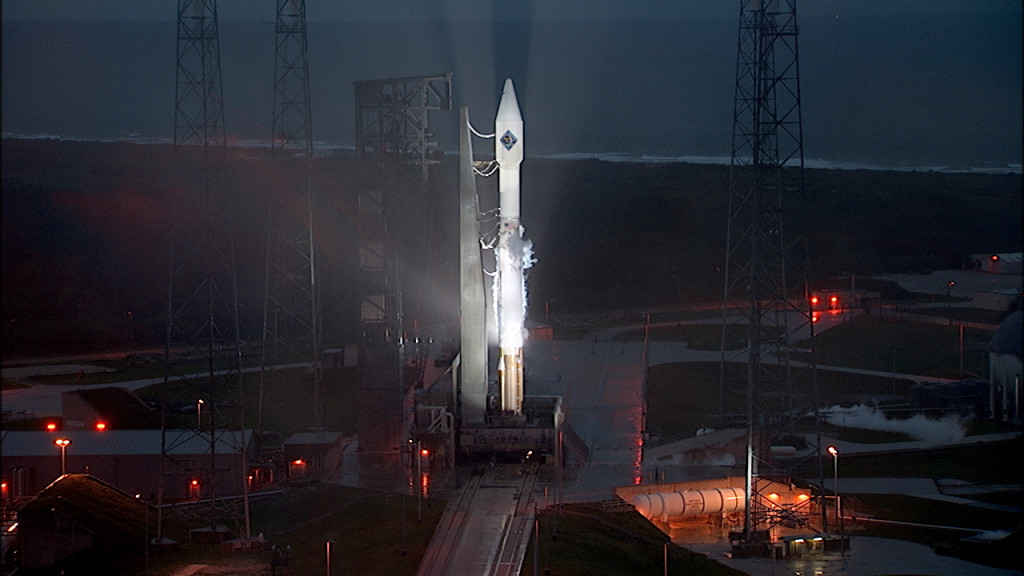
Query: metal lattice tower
[
  {"left": 174, "top": 0, "right": 226, "bottom": 151},
  {"left": 355, "top": 175, "right": 407, "bottom": 457},
  {"left": 258, "top": 0, "right": 324, "bottom": 433},
  {"left": 354, "top": 74, "right": 453, "bottom": 182},
  {"left": 159, "top": 0, "right": 249, "bottom": 542},
  {"left": 352, "top": 75, "right": 452, "bottom": 458},
  {"left": 719, "top": 0, "right": 821, "bottom": 545}
]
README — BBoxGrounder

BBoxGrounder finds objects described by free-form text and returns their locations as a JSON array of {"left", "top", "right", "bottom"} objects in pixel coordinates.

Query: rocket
[{"left": 494, "top": 78, "right": 526, "bottom": 415}]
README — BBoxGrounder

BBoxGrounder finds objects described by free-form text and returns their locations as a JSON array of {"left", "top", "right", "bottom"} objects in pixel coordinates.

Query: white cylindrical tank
[{"left": 632, "top": 487, "right": 746, "bottom": 520}]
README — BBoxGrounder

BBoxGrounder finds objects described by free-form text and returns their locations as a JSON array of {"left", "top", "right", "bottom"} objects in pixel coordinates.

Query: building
[
  {"left": 15, "top": 473, "right": 153, "bottom": 573},
  {"left": 970, "top": 253, "right": 1023, "bottom": 275},
  {"left": 0, "top": 429, "right": 255, "bottom": 502},
  {"left": 60, "top": 387, "right": 162, "bottom": 430},
  {"left": 809, "top": 288, "right": 881, "bottom": 314},
  {"left": 281, "top": 431, "right": 344, "bottom": 480}
]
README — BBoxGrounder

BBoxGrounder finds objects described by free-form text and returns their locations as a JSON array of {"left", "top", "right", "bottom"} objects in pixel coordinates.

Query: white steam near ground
[{"left": 824, "top": 404, "right": 967, "bottom": 445}]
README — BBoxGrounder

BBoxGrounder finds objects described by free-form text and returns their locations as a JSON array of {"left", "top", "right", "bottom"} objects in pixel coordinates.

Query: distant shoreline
[{"left": 3, "top": 135, "right": 1021, "bottom": 175}]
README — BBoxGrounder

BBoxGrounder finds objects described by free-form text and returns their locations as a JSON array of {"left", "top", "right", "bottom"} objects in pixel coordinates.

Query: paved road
[
  {"left": 685, "top": 535, "right": 1022, "bottom": 576},
  {"left": 1, "top": 363, "right": 309, "bottom": 419}
]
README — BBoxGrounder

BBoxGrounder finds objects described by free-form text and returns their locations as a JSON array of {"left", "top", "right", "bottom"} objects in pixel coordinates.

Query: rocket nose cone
[{"left": 496, "top": 78, "right": 522, "bottom": 122}]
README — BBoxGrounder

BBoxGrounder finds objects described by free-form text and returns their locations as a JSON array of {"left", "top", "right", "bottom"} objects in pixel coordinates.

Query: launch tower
[
  {"left": 259, "top": 0, "right": 323, "bottom": 433},
  {"left": 161, "top": 0, "right": 249, "bottom": 542},
  {"left": 720, "top": 0, "right": 823, "bottom": 552},
  {"left": 352, "top": 75, "right": 453, "bottom": 459}
]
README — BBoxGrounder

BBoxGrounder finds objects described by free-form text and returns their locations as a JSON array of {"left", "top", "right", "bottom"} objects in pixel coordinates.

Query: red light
[
  {"left": 810, "top": 296, "right": 819, "bottom": 305},
  {"left": 95, "top": 422, "right": 107, "bottom": 431},
  {"left": 830, "top": 296, "right": 838, "bottom": 303},
  {"left": 812, "top": 312, "right": 819, "bottom": 323},
  {"left": 46, "top": 422, "right": 57, "bottom": 432},
  {"left": 991, "top": 254, "right": 999, "bottom": 260},
  {"left": 293, "top": 459, "right": 304, "bottom": 466},
  {"left": 420, "top": 449, "right": 429, "bottom": 457},
  {"left": 191, "top": 479, "right": 199, "bottom": 486}
]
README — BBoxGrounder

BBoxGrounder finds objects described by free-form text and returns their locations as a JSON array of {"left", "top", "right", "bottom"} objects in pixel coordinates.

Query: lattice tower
[
  {"left": 159, "top": 0, "right": 249, "bottom": 542},
  {"left": 258, "top": 0, "right": 324, "bottom": 434},
  {"left": 720, "top": 0, "right": 825, "bottom": 543}
]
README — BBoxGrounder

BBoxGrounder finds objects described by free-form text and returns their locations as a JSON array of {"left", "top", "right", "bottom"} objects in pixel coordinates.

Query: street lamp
[
  {"left": 416, "top": 441, "right": 424, "bottom": 522},
  {"left": 325, "top": 539, "right": 336, "bottom": 576},
  {"left": 828, "top": 445, "right": 844, "bottom": 555},
  {"left": 946, "top": 281, "right": 956, "bottom": 325},
  {"left": 55, "top": 438, "right": 71, "bottom": 475},
  {"left": 827, "top": 446, "right": 838, "bottom": 524},
  {"left": 197, "top": 398, "right": 204, "bottom": 429}
]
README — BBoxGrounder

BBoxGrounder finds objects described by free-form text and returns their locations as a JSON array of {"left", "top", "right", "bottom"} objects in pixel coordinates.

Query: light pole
[
  {"left": 416, "top": 441, "right": 423, "bottom": 523},
  {"left": 197, "top": 398, "right": 204, "bottom": 429},
  {"left": 946, "top": 281, "right": 955, "bottom": 325},
  {"left": 401, "top": 489, "right": 408, "bottom": 556},
  {"left": 55, "top": 438, "right": 71, "bottom": 475},
  {"left": 326, "top": 539, "right": 336, "bottom": 576},
  {"left": 827, "top": 446, "right": 838, "bottom": 526},
  {"left": 828, "top": 445, "right": 844, "bottom": 555}
]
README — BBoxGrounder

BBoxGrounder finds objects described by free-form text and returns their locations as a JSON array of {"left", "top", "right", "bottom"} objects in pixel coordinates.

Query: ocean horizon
[
  {"left": 3, "top": 16, "right": 1021, "bottom": 174},
  {"left": 4, "top": 132, "right": 1019, "bottom": 175}
]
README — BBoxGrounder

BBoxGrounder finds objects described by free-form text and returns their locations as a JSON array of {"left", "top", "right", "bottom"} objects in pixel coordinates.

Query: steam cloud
[{"left": 825, "top": 404, "right": 966, "bottom": 445}]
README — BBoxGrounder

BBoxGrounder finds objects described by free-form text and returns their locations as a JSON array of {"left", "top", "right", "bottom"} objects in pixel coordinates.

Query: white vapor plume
[
  {"left": 493, "top": 229, "right": 532, "bottom": 351},
  {"left": 825, "top": 404, "right": 966, "bottom": 445}
]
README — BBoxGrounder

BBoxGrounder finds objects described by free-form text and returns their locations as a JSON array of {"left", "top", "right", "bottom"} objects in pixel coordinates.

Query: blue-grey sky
[
  {"left": 3, "top": 0, "right": 1020, "bottom": 22},
  {"left": 3, "top": 0, "right": 1021, "bottom": 169}
]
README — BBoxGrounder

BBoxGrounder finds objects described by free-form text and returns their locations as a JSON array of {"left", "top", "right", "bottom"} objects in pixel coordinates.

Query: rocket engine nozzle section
[{"left": 498, "top": 347, "right": 524, "bottom": 415}]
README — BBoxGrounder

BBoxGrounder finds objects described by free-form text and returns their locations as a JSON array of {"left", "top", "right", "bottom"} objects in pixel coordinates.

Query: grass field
[{"left": 146, "top": 483, "right": 446, "bottom": 576}]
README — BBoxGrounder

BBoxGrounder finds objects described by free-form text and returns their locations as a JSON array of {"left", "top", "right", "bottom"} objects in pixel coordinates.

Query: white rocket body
[
  {"left": 494, "top": 78, "right": 526, "bottom": 414},
  {"left": 496, "top": 78, "right": 523, "bottom": 226}
]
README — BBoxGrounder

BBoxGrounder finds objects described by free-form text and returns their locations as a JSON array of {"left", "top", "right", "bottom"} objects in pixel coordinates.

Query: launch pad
[
  {"left": 413, "top": 385, "right": 564, "bottom": 464},
  {"left": 404, "top": 78, "right": 575, "bottom": 467}
]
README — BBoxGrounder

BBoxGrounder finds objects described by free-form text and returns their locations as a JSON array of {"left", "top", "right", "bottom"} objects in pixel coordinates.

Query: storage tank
[{"left": 632, "top": 487, "right": 745, "bottom": 521}]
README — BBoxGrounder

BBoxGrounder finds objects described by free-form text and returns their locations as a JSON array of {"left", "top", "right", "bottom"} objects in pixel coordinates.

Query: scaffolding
[
  {"left": 354, "top": 74, "right": 453, "bottom": 182},
  {"left": 353, "top": 74, "right": 452, "bottom": 459}
]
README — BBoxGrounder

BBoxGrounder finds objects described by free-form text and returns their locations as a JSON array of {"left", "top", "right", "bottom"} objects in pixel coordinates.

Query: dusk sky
[
  {"left": 3, "top": 0, "right": 1021, "bottom": 21},
  {"left": 2, "top": 0, "right": 1021, "bottom": 169}
]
